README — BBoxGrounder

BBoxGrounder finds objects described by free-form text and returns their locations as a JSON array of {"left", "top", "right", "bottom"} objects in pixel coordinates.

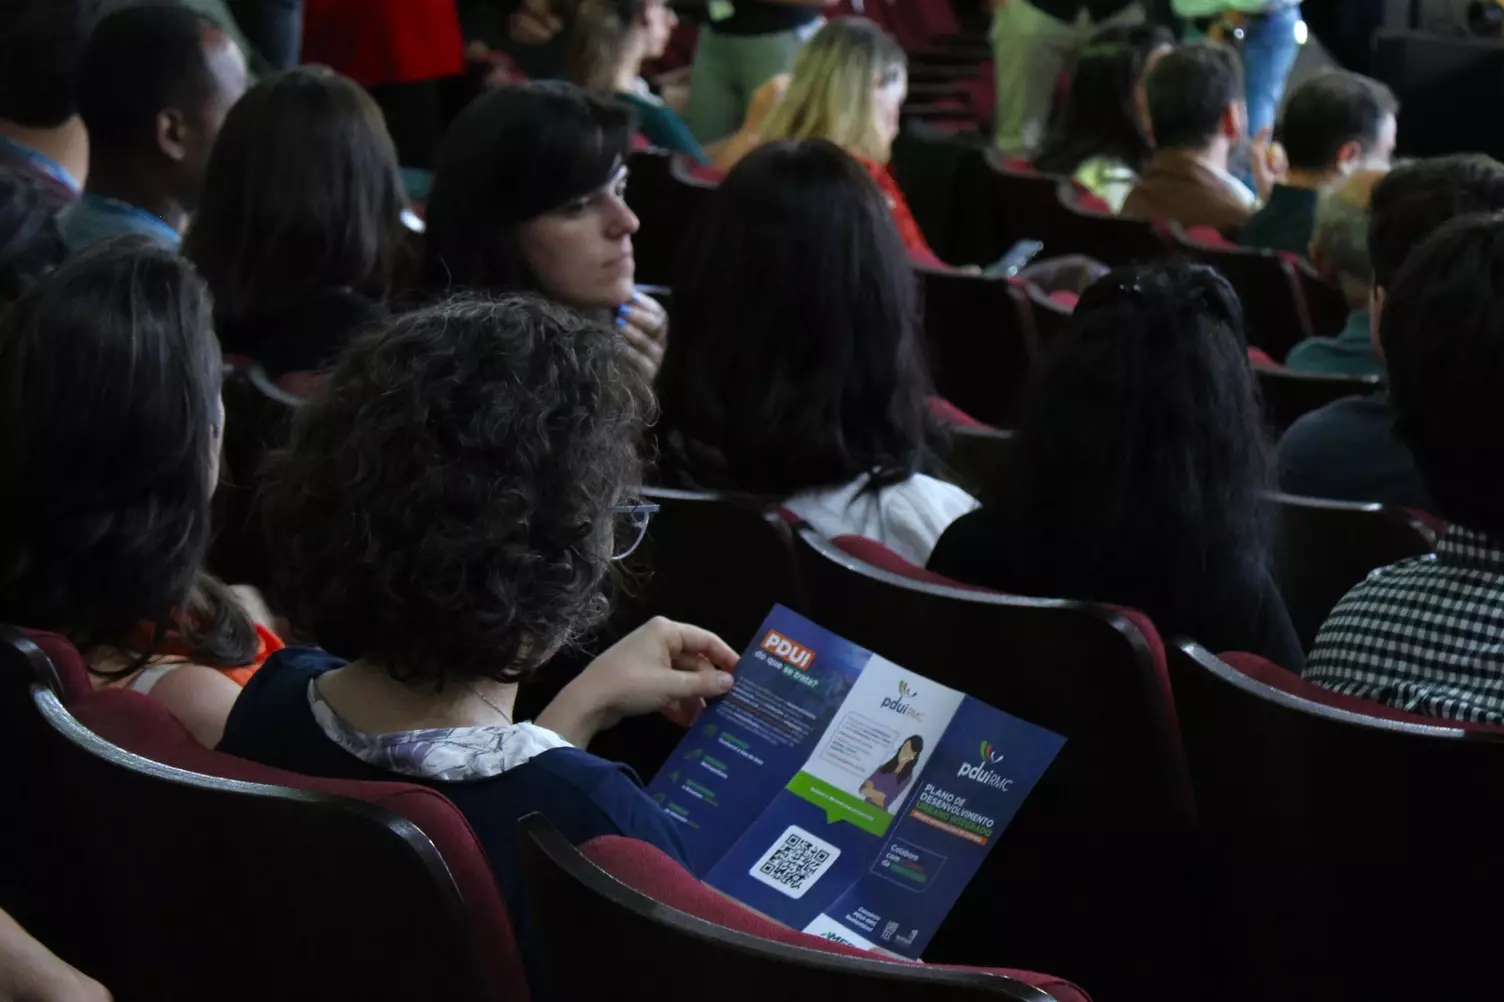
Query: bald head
[{"left": 1310, "top": 167, "right": 1388, "bottom": 307}]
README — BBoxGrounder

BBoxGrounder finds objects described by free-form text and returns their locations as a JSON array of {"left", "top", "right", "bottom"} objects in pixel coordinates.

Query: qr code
[{"left": 748, "top": 825, "right": 841, "bottom": 899}]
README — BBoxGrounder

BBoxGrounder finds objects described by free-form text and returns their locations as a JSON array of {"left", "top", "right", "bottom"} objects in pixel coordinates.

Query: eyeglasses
[{"left": 612, "top": 500, "right": 660, "bottom": 561}]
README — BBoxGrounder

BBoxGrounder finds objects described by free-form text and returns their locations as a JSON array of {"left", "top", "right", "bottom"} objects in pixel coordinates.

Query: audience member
[
  {"left": 685, "top": 0, "right": 832, "bottom": 144},
  {"left": 990, "top": 0, "right": 1145, "bottom": 159},
  {"left": 747, "top": 19, "right": 938, "bottom": 265},
  {"left": 1284, "top": 168, "right": 1386, "bottom": 375},
  {"left": 1239, "top": 70, "right": 1397, "bottom": 254},
  {"left": 0, "top": 169, "right": 68, "bottom": 305},
  {"left": 64, "top": 3, "right": 248, "bottom": 254},
  {"left": 929, "top": 263, "right": 1303, "bottom": 667},
  {"left": 0, "top": 0, "right": 108, "bottom": 210},
  {"left": 1278, "top": 155, "right": 1504, "bottom": 509},
  {"left": 1123, "top": 42, "right": 1258, "bottom": 238},
  {"left": 219, "top": 294, "right": 737, "bottom": 979},
  {"left": 422, "top": 81, "right": 666, "bottom": 376},
  {"left": 184, "top": 67, "right": 407, "bottom": 379},
  {"left": 1305, "top": 212, "right": 1504, "bottom": 721},
  {"left": 653, "top": 140, "right": 976, "bottom": 564},
  {"left": 1034, "top": 23, "right": 1174, "bottom": 212},
  {"left": 0, "top": 239, "right": 281, "bottom": 747},
  {"left": 569, "top": 0, "right": 708, "bottom": 164},
  {"left": 1173, "top": 0, "right": 1303, "bottom": 142}
]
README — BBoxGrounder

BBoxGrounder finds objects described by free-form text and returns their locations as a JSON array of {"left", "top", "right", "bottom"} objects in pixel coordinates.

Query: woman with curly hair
[
  {"left": 217, "top": 293, "right": 737, "bottom": 975},
  {"left": 0, "top": 238, "right": 281, "bottom": 747}
]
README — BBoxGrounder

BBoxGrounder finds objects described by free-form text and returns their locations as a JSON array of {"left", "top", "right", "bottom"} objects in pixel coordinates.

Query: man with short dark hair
[
  {"left": 1122, "top": 42, "right": 1257, "bottom": 237},
  {"left": 61, "top": 2, "right": 247, "bottom": 253},
  {"left": 0, "top": 0, "right": 113, "bottom": 211},
  {"left": 1304, "top": 211, "right": 1504, "bottom": 722},
  {"left": 1240, "top": 70, "right": 1398, "bottom": 254},
  {"left": 1277, "top": 154, "right": 1504, "bottom": 510}
]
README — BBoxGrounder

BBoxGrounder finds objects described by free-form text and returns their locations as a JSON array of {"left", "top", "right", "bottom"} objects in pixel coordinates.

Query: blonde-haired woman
[{"left": 722, "top": 18, "right": 938, "bottom": 265}]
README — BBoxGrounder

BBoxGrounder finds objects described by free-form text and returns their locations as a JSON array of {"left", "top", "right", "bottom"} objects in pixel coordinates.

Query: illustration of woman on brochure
[{"left": 859, "top": 734, "right": 924, "bottom": 812}]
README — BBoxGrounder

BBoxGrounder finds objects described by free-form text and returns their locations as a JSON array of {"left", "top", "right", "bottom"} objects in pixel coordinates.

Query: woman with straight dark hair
[
  {"left": 422, "top": 80, "right": 666, "bottom": 375},
  {"left": 654, "top": 139, "right": 976, "bottom": 564},
  {"left": 184, "top": 66, "right": 410, "bottom": 380},
  {"left": 928, "top": 263, "right": 1302, "bottom": 667},
  {"left": 0, "top": 238, "right": 283, "bottom": 746},
  {"left": 860, "top": 734, "right": 922, "bottom": 811},
  {"left": 1034, "top": 24, "right": 1173, "bottom": 213}
]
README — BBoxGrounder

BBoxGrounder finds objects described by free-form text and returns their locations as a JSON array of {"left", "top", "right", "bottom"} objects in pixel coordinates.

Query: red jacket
[{"left": 302, "top": 0, "right": 466, "bottom": 88}]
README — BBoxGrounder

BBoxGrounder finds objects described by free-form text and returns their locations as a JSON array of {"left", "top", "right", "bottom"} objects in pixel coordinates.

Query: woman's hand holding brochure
[{"left": 537, "top": 617, "right": 739, "bottom": 747}]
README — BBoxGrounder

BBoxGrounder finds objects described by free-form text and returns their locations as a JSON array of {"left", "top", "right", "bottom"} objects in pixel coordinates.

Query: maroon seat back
[
  {"left": 1061, "top": 193, "right": 1172, "bottom": 266},
  {"left": 210, "top": 361, "right": 302, "bottom": 591},
  {"left": 1165, "top": 640, "right": 1504, "bottom": 1002},
  {"left": 1290, "top": 256, "right": 1350, "bottom": 337},
  {"left": 1253, "top": 365, "right": 1383, "bottom": 435},
  {"left": 919, "top": 267, "right": 1037, "bottom": 428},
  {"left": 790, "top": 531, "right": 1201, "bottom": 1001},
  {"left": 519, "top": 814, "right": 1085, "bottom": 1001},
  {"left": 535, "top": 487, "right": 810, "bottom": 780},
  {"left": 1176, "top": 232, "right": 1315, "bottom": 359},
  {"left": 624, "top": 149, "right": 717, "bottom": 287},
  {"left": 1270, "top": 492, "right": 1437, "bottom": 651},
  {"left": 936, "top": 426, "right": 1017, "bottom": 497},
  {"left": 0, "top": 626, "right": 523, "bottom": 1001}
]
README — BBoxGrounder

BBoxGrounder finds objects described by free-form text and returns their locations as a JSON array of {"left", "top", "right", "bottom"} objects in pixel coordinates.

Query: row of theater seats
[
  {"left": 625, "top": 148, "right": 1379, "bottom": 432},
  {"left": 558, "top": 484, "right": 1454, "bottom": 1001},
  {"left": 0, "top": 625, "right": 1087, "bottom": 1002}
]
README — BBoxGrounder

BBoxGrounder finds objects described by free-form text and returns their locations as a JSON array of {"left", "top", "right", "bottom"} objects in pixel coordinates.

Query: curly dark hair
[
  {"left": 0, "top": 237, "right": 257, "bottom": 668},
  {"left": 259, "top": 293, "right": 652, "bottom": 686}
]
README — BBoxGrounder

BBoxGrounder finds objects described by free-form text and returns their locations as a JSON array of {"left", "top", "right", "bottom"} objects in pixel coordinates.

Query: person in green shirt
[{"left": 568, "top": 0, "right": 711, "bottom": 164}]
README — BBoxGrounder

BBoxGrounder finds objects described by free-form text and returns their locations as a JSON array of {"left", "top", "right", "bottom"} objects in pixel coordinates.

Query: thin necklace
[{"left": 467, "top": 685, "right": 514, "bottom": 726}]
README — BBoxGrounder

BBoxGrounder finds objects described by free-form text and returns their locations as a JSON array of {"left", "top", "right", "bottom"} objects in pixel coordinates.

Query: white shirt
[{"left": 783, "top": 473, "right": 979, "bottom": 566}]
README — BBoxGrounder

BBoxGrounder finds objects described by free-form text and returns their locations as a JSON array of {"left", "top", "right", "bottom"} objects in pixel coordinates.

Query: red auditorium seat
[
  {"left": 937, "top": 426, "right": 1016, "bottom": 497},
  {"left": 0, "top": 626, "right": 524, "bottom": 1002},
  {"left": 1269, "top": 492, "right": 1437, "bottom": 652},
  {"left": 1172, "top": 225, "right": 1318, "bottom": 360},
  {"left": 1253, "top": 365, "right": 1382, "bottom": 435},
  {"left": 522, "top": 815, "right": 1093, "bottom": 1001},
  {"left": 789, "top": 531, "right": 1202, "bottom": 1002},
  {"left": 1165, "top": 639, "right": 1504, "bottom": 1002},
  {"left": 623, "top": 149, "right": 717, "bottom": 287},
  {"left": 918, "top": 267, "right": 1038, "bottom": 428}
]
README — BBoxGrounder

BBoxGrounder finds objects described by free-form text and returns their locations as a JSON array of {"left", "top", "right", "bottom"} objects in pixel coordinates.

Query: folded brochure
[{"left": 647, "top": 605, "right": 1065, "bottom": 958}]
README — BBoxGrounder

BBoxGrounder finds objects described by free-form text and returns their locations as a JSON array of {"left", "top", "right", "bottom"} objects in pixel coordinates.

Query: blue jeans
[{"left": 1240, "top": 3, "right": 1302, "bottom": 139}]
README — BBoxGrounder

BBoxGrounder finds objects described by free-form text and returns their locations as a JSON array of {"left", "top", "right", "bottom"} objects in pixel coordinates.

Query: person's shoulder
[
  {"left": 876, "top": 473, "right": 979, "bottom": 523},
  {"left": 1280, "top": 393, "right": 1386, "bottom": 445},
  {"left": 236, "top": 646, "right": 343, "bottom": 701}
]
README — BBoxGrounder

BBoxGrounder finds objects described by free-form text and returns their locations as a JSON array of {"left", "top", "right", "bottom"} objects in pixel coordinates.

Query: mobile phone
[{"left": 982, "top": 239, "right": 1045, "bottom": 279}]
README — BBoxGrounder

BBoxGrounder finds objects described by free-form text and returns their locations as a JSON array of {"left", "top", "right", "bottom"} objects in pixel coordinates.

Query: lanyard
[{"left": 0, "top": 135, "right": 81, "bottom": 194}]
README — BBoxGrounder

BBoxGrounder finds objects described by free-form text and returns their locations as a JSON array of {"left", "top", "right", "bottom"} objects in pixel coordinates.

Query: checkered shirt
[{"left": 1304, "top": 525, "right": 1504, "bottom": 724}]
